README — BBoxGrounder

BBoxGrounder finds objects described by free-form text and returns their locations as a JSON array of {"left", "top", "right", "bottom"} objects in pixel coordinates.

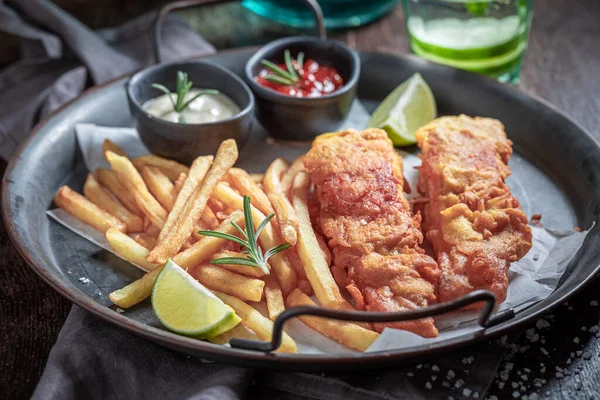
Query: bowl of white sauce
[{"left": 127, "top": 61, "right": 254, "bottom": 164}]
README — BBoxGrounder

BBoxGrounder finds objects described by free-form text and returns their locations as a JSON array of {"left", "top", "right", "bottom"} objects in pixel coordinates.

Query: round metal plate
[{"left": 3, "top": 49, "right": 600, "bottom": 370}]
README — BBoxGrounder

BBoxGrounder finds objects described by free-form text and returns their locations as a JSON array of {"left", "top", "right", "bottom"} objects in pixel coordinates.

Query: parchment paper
[{"left": 47, "top": 103, "right": 589, "bottom": 354}]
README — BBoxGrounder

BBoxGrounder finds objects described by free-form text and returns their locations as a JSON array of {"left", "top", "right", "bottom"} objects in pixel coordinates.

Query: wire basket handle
[
  {"left": 229, "top": 289, "right": 515, "bottom": 353},
  {"left": 154, "top": 0, "right": 326, "bottom": 64}
]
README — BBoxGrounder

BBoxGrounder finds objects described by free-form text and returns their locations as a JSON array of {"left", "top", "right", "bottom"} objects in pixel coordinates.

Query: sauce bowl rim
[
  {"left": 127, "top": 60, "right": 255, "bottom": 128},
  {"left": 244, "top": 36, "right": 361, "bottom": 104}
]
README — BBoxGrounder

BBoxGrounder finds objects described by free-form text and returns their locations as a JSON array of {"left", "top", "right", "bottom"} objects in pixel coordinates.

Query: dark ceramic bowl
[
  {"left": 245, "top": 36, "right": 360, "bottom": 141},
  {"left": 127, "top": 61, "right": 254, "bottom": 165}
]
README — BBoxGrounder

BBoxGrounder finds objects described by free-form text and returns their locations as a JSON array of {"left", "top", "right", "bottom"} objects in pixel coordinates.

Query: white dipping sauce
[{"left": 143, "top": 89, "right": 240, "bottom": 124}]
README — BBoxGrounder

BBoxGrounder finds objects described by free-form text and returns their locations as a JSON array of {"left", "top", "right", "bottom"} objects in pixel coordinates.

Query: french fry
[
  {"left": 209, "top": 324, "right": 259, "bottom": 345},
  {"left": 226, "top": 168, "right": 274, "bottom": 217},
  {"left": 134, "top": 233, "right": 158, "bottom": 250},
  {"left": 212, "top": 182, "right": 297, "bottom": 295},
  {"left": 286, "top": 247, "right": 308, "bottom": 280},
  {"left": 264, "top": 158, "right": 289, "bottom": 193},
  {"left": 54, "top": 186, "right": 126, "bottom": 233},
  {"left": 268, "top": 193, "right": 298, "bottom": 246},
  {"left": 141, "top": 165, "right": 177, "bottom": 211},
  {"left": 201, "top": 206, "right": 219, "bottom": 229},
  {"left": 174, "top": 172, "right": 187, "bottom": 193},
  {"left": 211, "top": 251, "right": 266, "bottom": 278},
  {"left": 83, "top": 173, "right": 144, "bottom": 232},
  {"left": 249, "top": 173, "right": 264, "bottom": 184},
  {"left": 264, "top": 158, "right": 299, "bottom": 245},
  {"left": 214, "top": 291, "right": 297, "bottom": 353},
  {"left": 106, "top": 151, "right": 168, "bottom": 230},
  {"left": 287, "top": 289, "right": 379, "bottom": 351},
  {"left": 109, "top": 265, "right": 161, "bottom": 308},
  {"left": 106, "top": 228, "right": 158, "bottom": 271},
  {"left": 181, "top": 236, "right": 196, "bottom": 251},
  {"left": 149, "top": 140, "right": 237, "bottom": 263},
  {"left": 132, "top": 155, "right": 189, "bottom": 181},
  {"left": 208, "top": 197, "right": 225, "bottom": 213},
  {"left": 263, "top": 274, "right": 285, "bottom": 321},
  {"left": 103, "top": 139, "right": 126, "bottom": 158},
  {"left": 110, "top": 212, "right": 243, "bottom": 308},
  {"left": 96, "top": 168, "right": 141, "bottom": 216},
  {"left": 172, "top": 211, "right": 244, "bottom": 269},
  {"left": 280, "top": 156, "right": 305, "bottom": 197},
  {"left": 192, "top": 265, "right": 264, "bottom": 302},
  {"left": 292, "top": 172, "right": 345, "bottom": 309},
  {"left": 158, "top": 156, "right": 212, "bottom": 242}
]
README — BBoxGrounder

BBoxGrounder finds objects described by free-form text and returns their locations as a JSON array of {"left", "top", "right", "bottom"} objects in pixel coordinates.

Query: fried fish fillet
[
  {"left": 304, "top": 129, "right": 440, "bottom": 337},
  {"left": 415, "top": 115, "right": 532, "bottom": 305}
]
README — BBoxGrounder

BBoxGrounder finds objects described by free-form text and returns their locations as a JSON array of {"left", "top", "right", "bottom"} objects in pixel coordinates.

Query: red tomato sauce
[{"left": 255, "top": 59, "right": 345, "bottom": 98}]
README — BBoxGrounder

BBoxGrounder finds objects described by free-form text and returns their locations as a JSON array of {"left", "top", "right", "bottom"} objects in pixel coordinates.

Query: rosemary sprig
[
  {"left": 151, "top": 71, "right": 219, "bottom": 113},
  {"left": 284, "top": 49, "right": 298, "bottom": 79},
  {"left": 260, "top": 60, "right": 297, "bottom": 82},
  {"left": 197, "top": 195, "right": 291, "bottom": 275},
  {"left": 260, "top": 49, "right": 306, "bottom": 87},
  {"left": 263, "top": 74, "right": 296, "bottom": 86}
]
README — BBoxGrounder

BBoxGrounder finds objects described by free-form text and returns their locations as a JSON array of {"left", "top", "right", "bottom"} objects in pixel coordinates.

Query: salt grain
[
  {"left": 79, "top": 277, "right": 90, "bottom": 284},
  {"left": 536, "top": 319, "right": 550, "bottom": 329},
  {"left": 512, "top": 391, "right": 520, "bottom": 398},
  {"left": 407, "top": 372, "right": 414, "bottom": 377},
  {"left": 432, "top": 365, "right": 440, "bottom": 371},
  {"left": 462, "top": 388, "right": 472, "bottom": 397},
  {"left": 116, "top": 308, "right": 124, "bottom": 314},
  {"left": 540, "top": 347, "right": 549, "bottom": 355},
  {"left": 574, "top": 337, "right": 580, "bottom": 344},
  {"left": 425, "top": 382, "right": 432, "bottom": 390},
  {"left": 591, "top": 300, "right": 598, "bottom": 306}
]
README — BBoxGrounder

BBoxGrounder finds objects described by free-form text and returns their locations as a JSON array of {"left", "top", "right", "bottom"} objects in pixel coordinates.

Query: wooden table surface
[{"left": 1, "top": 0, "right": 600, "bottom": 399}]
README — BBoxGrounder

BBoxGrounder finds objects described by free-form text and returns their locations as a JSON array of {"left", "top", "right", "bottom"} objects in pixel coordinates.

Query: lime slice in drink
[
  {"left": 368, "top": 73, "right": 436, "bottom": 146},
  {"left": 152, "top": 259, "right": 240, "bottom": 338}
]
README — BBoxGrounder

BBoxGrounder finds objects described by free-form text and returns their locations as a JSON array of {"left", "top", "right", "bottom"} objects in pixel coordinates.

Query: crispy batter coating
[
  {"left": 415, "top": 115, "right": 533, "bottom": 305},
  {"left": 304, "top": 129, "right": 440, "bottom": 337}
]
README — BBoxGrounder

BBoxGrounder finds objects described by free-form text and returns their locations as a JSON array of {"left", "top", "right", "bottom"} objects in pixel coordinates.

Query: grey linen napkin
[{"left": 1, "top": 1, "right": 509, "bottom": 399}]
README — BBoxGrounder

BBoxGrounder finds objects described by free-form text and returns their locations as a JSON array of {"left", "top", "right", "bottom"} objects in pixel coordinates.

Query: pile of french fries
[{"left": 54, "top": 139, "right": 380, "bottom": 352}]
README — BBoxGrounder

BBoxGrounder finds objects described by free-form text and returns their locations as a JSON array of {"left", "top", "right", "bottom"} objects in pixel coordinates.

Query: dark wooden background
[{"left": 1, "top": 0, "right": 600, "bottom": 399}]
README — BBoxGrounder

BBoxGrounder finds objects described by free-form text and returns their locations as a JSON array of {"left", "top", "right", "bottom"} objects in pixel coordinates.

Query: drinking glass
[
  {"left": 242, "top": 0, "right": 399, "bottom": 29},
  {"left": 402, "top": 0, "right": 533, "bottom": 83}
]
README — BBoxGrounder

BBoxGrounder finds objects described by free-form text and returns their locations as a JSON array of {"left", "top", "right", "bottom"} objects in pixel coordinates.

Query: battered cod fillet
[
  {"left": 304, "top": 129, "right": 440, "bottom": 338},
  {"left": 415, "top": 115, "right": 532, "bottom": 304}
]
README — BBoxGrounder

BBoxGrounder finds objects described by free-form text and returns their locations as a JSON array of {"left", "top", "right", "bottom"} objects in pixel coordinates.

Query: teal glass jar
[{"left": 242, "top": 0, "right": 399, "bottom": 29}]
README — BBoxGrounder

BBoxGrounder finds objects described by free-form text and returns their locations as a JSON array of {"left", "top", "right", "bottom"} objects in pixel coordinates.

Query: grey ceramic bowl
[
  {"left": 245, "top": 36, "right": 360, "bottom": 141},
  {"left": 127, "top": 61, "right": 254, "bottom": 165}
]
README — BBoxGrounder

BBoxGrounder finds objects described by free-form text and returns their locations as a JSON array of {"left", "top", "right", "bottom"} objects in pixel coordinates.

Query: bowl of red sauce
[{"left": 245, "top": 36, "right": 360, "bottom": 140}]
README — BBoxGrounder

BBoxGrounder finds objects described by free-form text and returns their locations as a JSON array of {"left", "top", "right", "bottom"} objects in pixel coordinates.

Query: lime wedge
[
  {"left": 152, "top": 259, "right": 240, "bottom": 337},
  {"left": 368, "top": 73, "right": 436, "bottom": 146}
]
